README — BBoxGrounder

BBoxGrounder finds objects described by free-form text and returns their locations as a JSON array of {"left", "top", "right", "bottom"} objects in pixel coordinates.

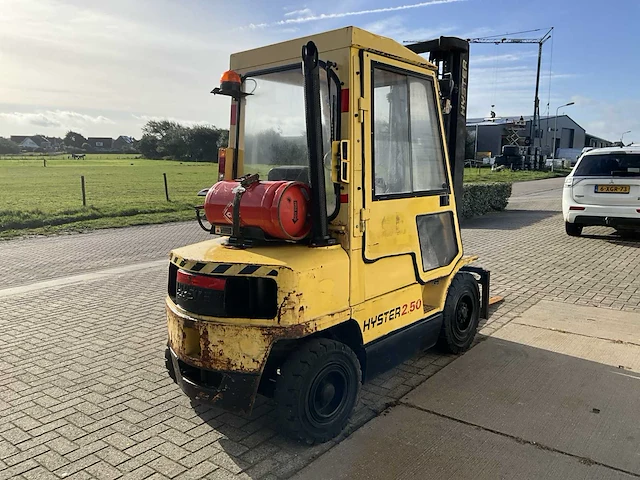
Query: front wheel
[
  {"left": 275, "top": 338, "right": 361, "bottom": 444},
  {"left": 565, "top": 222, "right": 583, "bottom": 237},
  {"left": 438, "top": 272, "right": 481, "bottom": 354}
]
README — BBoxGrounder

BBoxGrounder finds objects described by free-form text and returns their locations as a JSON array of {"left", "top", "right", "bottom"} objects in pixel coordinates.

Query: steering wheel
[
  {"left": 323, "top": 151, "right": 332, "bottom": 171},
  {"left": 375, "top": 177, "right": 388, "bottom": 193}
]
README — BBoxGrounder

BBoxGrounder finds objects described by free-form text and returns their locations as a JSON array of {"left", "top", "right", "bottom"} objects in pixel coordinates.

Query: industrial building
[
  {"left": 584, "top": 133, "right": 614, "bottom": 149},
  {"left": 467, "top": 114, "right": 597, "bottom": 160}
]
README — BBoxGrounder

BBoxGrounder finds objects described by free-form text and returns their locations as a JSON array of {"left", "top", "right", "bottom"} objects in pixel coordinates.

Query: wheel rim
[
  {"left": 453, "top": 294, "right": 474, "bottom": 342},
  {"left": 307, "top": 364, "right": 349, "bottom": 425}
]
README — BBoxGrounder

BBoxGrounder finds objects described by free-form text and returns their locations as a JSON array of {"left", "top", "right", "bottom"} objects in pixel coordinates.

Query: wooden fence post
[{"left": 81, "top": 176, "right": 86, "bottom": 206}]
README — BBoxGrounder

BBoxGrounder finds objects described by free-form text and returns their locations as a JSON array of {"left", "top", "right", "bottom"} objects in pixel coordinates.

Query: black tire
[
  {"left": 565, "top": 222, "right": 582, "bottom": 237},
  {"left": 275, "top": 338, "right": 362, "bottom": 444},
  {"left": 438, "top": 272, "right": 481, "bottom": 354}
]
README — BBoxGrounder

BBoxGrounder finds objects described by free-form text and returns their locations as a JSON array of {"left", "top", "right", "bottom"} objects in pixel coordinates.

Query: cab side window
[{"left": 372, "top": 65, "right": 447, "bottom": 199}]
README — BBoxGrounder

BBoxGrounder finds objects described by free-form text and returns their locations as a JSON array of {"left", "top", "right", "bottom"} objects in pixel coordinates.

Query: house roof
[
  {"left": 19, "top": 138, "right": 39, "bottom": 148},
  {"left": 9, "top": 135, "right": 50, "bottom": 147},
  {"left": 585, "top": 133, "right": 612, "bottom": 143},
  {"left": 467, "top": 114, "right": 585, "bottom": 131},
  {"left": 87, "top": 137, "right": 113, "bottom": 143},
  {"left": 30, "top": 135, "right": 50, "bottom": 146}
]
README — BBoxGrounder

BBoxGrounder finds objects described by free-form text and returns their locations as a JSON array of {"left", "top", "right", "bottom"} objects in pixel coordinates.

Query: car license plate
[{"left": 595, "top": 185, "right": 630, "bottom": 193}]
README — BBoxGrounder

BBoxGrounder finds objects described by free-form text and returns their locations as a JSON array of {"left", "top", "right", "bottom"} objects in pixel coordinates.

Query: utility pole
[{"left": 621, "top": 130, "right": 631, "bottom": 146}]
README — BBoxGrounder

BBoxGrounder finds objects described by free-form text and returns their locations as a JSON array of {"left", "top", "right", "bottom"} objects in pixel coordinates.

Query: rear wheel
[
  {"left": 565, "top": 222, "right": 583, "bottom": 237},
  {"left": 438, "top": 272, "right": 480, "bottom": 354},
  {"left": 275, "top": 338, "right": 361, "bottom": 444}
]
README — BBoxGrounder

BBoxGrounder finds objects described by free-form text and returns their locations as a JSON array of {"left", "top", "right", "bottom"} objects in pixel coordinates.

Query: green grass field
[
  {"left": 463, "top": 166, "right": 570, "bottom": 183},
  {"left": 0, "top": 154, "right": 220, "bottom": 237},
  {"left": 0, "top": 154, "right": 568, "bottom": 238}
]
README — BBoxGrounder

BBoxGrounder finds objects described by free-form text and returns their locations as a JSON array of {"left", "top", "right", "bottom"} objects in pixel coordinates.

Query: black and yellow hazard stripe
[{"left": 170, "top": 254, "right": 279, "bottom": 277}]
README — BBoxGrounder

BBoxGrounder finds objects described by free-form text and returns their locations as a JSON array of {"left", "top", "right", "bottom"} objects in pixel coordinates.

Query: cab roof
[{"left": 229, "top": 26, "right": 436, "bottom": 73}]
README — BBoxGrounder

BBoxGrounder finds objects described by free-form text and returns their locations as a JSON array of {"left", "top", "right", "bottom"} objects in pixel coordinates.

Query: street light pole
[
  {"left": 621, "top": 130, "right": 631, "bottom": 146},
  {"left": 552, "top": 101, "right": 575, "bottom": 170}
]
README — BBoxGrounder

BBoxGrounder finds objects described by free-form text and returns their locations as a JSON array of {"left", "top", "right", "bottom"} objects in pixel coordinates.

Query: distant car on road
[{"left": 562, "top": 145, "right": 640, "bottom": 237}]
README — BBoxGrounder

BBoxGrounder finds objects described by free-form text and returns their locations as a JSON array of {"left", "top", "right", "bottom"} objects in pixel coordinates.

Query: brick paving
[
  {"left": 1, "top": 177, "right": 639, "bottom": 479},
  {"left": 0, "top": 222, "right": 204, "bottom": 289}
]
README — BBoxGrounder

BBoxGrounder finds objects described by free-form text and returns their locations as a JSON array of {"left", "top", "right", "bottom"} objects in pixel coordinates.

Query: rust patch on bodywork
[
  {"left": 167, "top": 298, "right": 325, "bottom": 375},
  {"left": 277, "top": 291, "right": 305, "bottom": 324}
]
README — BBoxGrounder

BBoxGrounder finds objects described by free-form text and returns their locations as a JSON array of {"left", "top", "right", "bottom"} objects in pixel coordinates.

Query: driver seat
[{"left": 267, "top": 166, "right": 310, "bottom": 184}]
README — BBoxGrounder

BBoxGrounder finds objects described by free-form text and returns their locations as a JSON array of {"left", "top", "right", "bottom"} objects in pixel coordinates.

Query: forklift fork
[{"left": 460, "top": 265, "right": 491, "bottom": 319}]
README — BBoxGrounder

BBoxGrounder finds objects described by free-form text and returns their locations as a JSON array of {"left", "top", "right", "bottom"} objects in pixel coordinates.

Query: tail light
[
  {"left": 218, "top": 148, "right": 226, "bottom": 181},
  {"left": 177, "top": 269, "right": 226, "bottom": 291},
  {"left": 569, "top": 206, "right": 585, "bottom": 211}
]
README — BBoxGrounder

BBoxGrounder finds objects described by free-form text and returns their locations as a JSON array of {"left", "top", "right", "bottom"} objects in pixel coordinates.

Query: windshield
[
  {"left": 241, "top": 66, "right": 338, "bottom": 217},
  {"left": 574, "top": 153, "right": 640, "bottom": 177}
]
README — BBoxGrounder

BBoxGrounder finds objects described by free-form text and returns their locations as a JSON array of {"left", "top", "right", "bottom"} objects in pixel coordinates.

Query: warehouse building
[{"left": 467, "top": 114, "right": 588, "bottom": 159}]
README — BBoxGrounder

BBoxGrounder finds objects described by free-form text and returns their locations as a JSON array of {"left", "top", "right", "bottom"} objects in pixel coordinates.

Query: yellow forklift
[{"left": 165, "top": 26, "right": 491, "bottom": 444}]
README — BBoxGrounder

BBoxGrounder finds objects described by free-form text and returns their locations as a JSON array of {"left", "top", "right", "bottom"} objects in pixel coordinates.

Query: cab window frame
[
  {"left": 238, "top": 61, "right": 342, "bottom": 220},
  {"left": 370, "top": 61, "right": 450, "bottom": 202}
]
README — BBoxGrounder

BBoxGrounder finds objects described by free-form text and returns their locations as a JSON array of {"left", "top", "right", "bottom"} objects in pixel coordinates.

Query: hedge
[{"left": 461, "top": 182, "right": 512, "bottom": 219}]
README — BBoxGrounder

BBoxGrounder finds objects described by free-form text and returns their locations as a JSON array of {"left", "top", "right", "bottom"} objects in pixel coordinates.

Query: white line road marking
[{"left": 0, "top": 259, "right": 167, "bottom": 298}]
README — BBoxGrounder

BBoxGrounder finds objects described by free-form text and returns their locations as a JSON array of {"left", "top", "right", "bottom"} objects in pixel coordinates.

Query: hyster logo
[
  {"left": 362, "top": 299, "right": 423, "bottom": 331},
  {"left": 363, "top": 306, "right": 401, "bottom": 331}
]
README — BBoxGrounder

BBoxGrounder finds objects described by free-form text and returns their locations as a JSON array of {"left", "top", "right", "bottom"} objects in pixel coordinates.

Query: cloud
[
  {"left": 363, "top": 16, "right": 456, "bottom": 43},
  {"left": 244, "top": 0, "right": 466, "bottom": 29},
  {"left": 0, "top": 110, "right": 114, "bottom": 129},
  {"left": 575, "top": 97, "right": 640, "bottom": 143},
  {"left": 284, "top": 8, "right": 313, "bottom": 17},
  {"left": 131, "top": 114, "right": 219, "bottom": 129},
  {"left": 0, "top": 0, "right": 263, "bottom": 137},
  {"left": 470, "top": 51, "right": 538, "bottom": 65}
]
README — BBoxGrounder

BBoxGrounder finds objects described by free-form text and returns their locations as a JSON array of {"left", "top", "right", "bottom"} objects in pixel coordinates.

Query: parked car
[{"left": 562, "top": 146, "right": 640, "bottom": 236}]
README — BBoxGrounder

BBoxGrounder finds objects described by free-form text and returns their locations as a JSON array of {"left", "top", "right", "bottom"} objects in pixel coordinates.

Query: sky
[{"left": 1, "top": 0, "right": 638, "bottom": 143}]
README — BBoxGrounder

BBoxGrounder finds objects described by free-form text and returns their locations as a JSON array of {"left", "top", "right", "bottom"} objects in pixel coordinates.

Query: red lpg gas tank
[{"left": 204, "top": 180, "right": 311, "bottom": 241}]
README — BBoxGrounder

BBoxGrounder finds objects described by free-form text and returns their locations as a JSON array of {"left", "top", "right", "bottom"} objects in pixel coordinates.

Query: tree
[
  {"left": 0, "top": 137, "right": 20, "bottom": 154},
  {"left": 217, "top": 130, "right": 229, "bottom": 149},
  {"left": 138, "top": 120, "right": 229, "bottom": 161},
  {"left": 64, "top": 131, "right": 87, "bottom": 149},
  {"left": 81, "top": 142, "right": 92, "bottom": 152},
  {"left": 187, "top": 125, "right": 224, "bottom": 162},
  {"left": 245, "top": 129, "right": 307, "bottom": 166},
  {"left": 138, "top": 135, "right": 161, "bottom": 159},
  {"left": 158, "top": 125, "right": 190, "bottom": 160},
  {"left": 142, "top": 120, "right": 182, "bottom": 140}
]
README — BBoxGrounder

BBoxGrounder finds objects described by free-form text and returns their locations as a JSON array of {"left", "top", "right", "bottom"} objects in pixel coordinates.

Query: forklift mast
[{"left": 405, "top": 37, "right": 470, "bottom": 215}]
